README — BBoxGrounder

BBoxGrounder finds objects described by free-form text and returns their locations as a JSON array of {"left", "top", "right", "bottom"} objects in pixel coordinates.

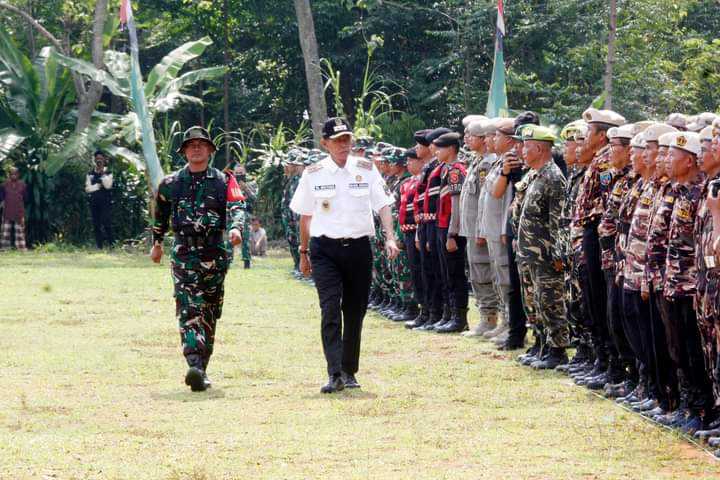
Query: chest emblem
[
  {"left": 322, "top": 199, "right": 331, "bottom": 212},
  {"left": 356, "top": 175, "right": 363, "bottom": 182}
]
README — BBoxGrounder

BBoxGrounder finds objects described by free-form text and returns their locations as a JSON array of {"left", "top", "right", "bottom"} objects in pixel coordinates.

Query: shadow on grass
[
  {"left": 151, "top": 388, "right": 227, "bottom": 402},
  {"left": 302, "top": 390, "right": 379, "bottom": 400}
]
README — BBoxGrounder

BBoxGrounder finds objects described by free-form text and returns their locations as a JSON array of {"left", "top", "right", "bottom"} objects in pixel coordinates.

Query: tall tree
[
  {"left": 604, "top": 0, "right": 617, "bottom": 109},
  {"left": 293, "top": 0, "right": 327, "bottom": 147},
  {"left": 0, "top": 0, "right": 108, "bottom": 131}
]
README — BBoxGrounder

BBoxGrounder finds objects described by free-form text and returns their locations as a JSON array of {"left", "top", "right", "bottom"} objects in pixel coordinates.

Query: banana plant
[{"left": 47, "top": 36, "right": 226, "bottom": 176}]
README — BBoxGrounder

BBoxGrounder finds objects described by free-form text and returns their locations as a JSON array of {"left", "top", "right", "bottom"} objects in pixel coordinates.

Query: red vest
[
  {"left": 423, "top": 162, "right": 444, "bottom": 221},
  {"left": 437, "top": 161, "right": 467, "bottom": 228},
  {"left": 399, "top": 177, "right": 419, "bottom": 231}
]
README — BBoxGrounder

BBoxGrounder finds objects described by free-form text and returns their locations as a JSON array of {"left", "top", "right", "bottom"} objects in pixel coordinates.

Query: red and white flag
[
  {"left": 119, "top": 0, "right": 133, "bottom": 30},
  {"left": 496, "top": 0, "right": 506, "bottom": 37}
]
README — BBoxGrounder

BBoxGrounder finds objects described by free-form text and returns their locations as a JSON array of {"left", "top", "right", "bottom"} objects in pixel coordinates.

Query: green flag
[{"left": 486, "top": 0, "right": 509, "bottom": 118}]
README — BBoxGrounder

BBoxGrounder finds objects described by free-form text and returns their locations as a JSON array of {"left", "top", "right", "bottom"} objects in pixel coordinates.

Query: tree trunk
[
  {"left": 25, "top": 0, "right": 36, "bottom": 57},
  {"left": 75, "top": 0, "right": 109, "bottom": 132},
  {"left": 603, "top": 0, "right": 616, "bottom": 109},
  {"left": 293, "top": 0, "right": 327, "bottom": 147},
  {"left": 223, "top": 0, "right": 231, "bottom": 165}
]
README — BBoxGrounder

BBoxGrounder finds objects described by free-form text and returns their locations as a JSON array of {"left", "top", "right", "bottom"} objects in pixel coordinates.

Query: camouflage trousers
[
  {"left": 392, "top": 248, "right": 414, "bottom": 303},
  {"left": 698, "top": 275, "right": 720, "bottom": 405},
  {"left": 285, "top": 225, "right": 300, "bottom": 271},
  {"left": 518, "top": 260, "right": 569, "bottom": 349},
  {"left": 565, "top": 257, "right": 592, "bottom": 346},
  {"left": 171, "top": 247, "right": 229, "bottom": 369}
]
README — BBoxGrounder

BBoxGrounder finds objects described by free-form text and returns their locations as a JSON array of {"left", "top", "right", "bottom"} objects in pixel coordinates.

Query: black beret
[
  {"left": 426, "top": 127, "right": 453, "bottom": 144},
  {"left": 94, "top": 150, "right": 105, "bottom": 157},
  {"left": 414, "top": 129, "right": 432, "bottom": 146},
  {"left": 433, "top": 132, "right": 462, "bottom": 148},
  {"left": 514, "top": 111, "right": 540, "bottom": 131}
]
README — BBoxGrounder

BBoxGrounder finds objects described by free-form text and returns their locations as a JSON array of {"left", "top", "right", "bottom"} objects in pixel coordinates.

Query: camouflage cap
[
  {"left": 354, "top": 136, "right": 375, "bottom": 150},
  {"left": 306, "top": 149, "right": 327, "bottom": 165},
  {"left": 177, "top": 126, "right": 216, "bottom": 154},
  {"left": 286, "top": 147, "right": 308, "bottom": 166},
  {"left": 386, "top": 147, "right": 407, "bottom": 166}
]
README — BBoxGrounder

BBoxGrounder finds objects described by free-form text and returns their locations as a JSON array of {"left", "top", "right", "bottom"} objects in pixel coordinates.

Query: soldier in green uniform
[
  {"left": 234, "top": 163, "right": 258, "bottom": 269},
  {"left": 151, "top": 126, "right": 244, "bottom": 392},
  {"left": 281, "top": 148, "right": 306, "bottom": 277}
]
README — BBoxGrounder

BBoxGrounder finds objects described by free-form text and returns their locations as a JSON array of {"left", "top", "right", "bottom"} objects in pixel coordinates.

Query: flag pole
[
  {"left": 486, "top": 0, "right": 509, "bottom": 118},
  {"left": 121, "top": 0, "right": 164, "bottom": 194}
]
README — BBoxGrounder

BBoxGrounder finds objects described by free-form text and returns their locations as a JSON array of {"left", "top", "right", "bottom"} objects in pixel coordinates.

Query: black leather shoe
[
  {"left": 498, "top": 340, "right": 525, "bottom": 351},
  {"left": 342, "top": 372, "right": 360, "bottom": 389},
  {"left": 203, "top": 372, "right": 212, "bottom": 389},
  {"left": 185, "top": 367, "right": 207, "bottom": 392},
  {"left": 320, "top": 375, "right": 345, "bottom": 394},
  {"left": 436, "top": 308, "right": 469, "bottom": 333}
]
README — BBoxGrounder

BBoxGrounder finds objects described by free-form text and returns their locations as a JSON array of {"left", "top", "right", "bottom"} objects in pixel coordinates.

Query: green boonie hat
[
  {"left": 354, "top": 136, "right": 375, "bottom": 150},
  {"left": 177, "top": 126, "right": 216, "bottom": 153},
  {"left": 386, "top": 147, "right": 407, "bottom": 166},
  {"left": 517, "top": 125, "right": 557, "bottom": 143},
  {"left": 286, "top": 148, "right": 308, "bottom": 166}
]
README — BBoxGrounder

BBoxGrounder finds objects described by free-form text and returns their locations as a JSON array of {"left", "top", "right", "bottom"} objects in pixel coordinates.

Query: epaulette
[
  {"left": 307, "top": 164, "right": 324, "bottom": 174},
  {"left": 357, "top": 159, "right": 373, "bottom": 170}
]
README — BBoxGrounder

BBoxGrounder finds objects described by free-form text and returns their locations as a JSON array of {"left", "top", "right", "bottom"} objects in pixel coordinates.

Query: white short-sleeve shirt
[{"left": 289, "top": 155, "right": 393, "bottom": 239}]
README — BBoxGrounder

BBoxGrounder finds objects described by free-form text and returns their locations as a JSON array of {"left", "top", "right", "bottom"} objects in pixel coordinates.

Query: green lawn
[{"left": 0, "top": 249, "right": 718, "bottom": 479}]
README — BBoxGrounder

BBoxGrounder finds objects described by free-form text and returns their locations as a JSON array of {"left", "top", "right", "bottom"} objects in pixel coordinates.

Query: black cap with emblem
[{"left": 322, "top": 117, "right": 353, "bottom": 139}]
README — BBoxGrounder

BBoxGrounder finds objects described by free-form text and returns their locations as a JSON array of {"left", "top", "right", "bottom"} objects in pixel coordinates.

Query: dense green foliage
[{"left": 1, "top": 0, "right": 719, "bottom": 244}]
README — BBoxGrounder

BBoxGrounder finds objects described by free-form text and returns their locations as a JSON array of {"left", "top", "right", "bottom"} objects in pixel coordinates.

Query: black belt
[
  {"left": 315, "top": 235, "right": 368, "bottom": 247},
  {"left": 175, "top": 232, "right": 223, "bottom": 248}
]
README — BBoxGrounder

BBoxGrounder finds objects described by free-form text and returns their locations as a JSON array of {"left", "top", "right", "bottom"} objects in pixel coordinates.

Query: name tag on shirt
[
  {"left": 348, "top": 182, "right": 369, "bottom": 189},
  {"left": 314, "top": 184, "right": 336, "bottom": 191}
]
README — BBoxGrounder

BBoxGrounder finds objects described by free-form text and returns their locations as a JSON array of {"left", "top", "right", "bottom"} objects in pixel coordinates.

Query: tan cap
[
  {"left": 582, "top": 107, "right": 626, "bottom": 126},
  {"left": 699, "top": 126, "right": 714, "bottom": 142},
  {"left": 466, "top": 120, "right": 493, "bottom": 137},
  {"left": 574, "top": 124, "right": 590, "bottom": 141},
  {"left": 632, "top": 121, "right": 654, "bottom": 134},
  {"left": 495, "top": 118, "right": 515, "bottom": 135},
  {"left": 607, "top": 124, "right": 636, "bottom": 140},
  {"left": 462, "top": 115, "right": 488, "bottom": 128},
  {"left": 658, "top": 132, "right": 678, "bottom": 148},
  {"left": 670, "top": 132, "right": 701, "bottom": 156},
  {"left": 630, "top": 132, "right": 646, "bottom": 149},
  {"left": 644, "top": 123, "right": 678, "bottom": 142},
  {"left": 665, "top": 113, "right": 688, "bottom": 129}
]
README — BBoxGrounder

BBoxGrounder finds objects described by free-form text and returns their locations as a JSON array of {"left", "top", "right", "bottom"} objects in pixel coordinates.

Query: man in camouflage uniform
[
  {"left": 693, "top": 124, "right": 720, "bottom": 443},
  {"left": 151, "top": 126, "right": 244, "bottom": 392},
  {"left": 514, "top": 126, "right": 568, "bottom": 369},
  {"left": 659, "top": 132, "right": 714, "bottom": 433},
  {"left": 386, "top": 147, "right": 417, "bottom": 322},
  {"left": 571, "top": 108, "right": 625, "bottom": 388},
  {"left": 234, "top": 163, "right": 257, "bottom": 269},
  {"left": 596, "top": 124, "right": 641, "bottom": 395},
  {"left": 557, "top": 121, "right": 593, "bottom": 374},
  {"left": 281, "top": 149, "right": 306, "bottom": 277}
]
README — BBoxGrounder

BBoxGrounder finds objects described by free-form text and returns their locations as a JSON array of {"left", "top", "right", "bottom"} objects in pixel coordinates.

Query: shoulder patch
[
  {"left": 307, "top": 164, "right": 324, "bottom": 174},
  {"left": 357, "top": 159, "right": 373, "bottom": 170}
]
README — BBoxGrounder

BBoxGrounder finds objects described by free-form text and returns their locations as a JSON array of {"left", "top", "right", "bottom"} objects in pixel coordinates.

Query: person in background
[
  {"left": 0, "top": 166, "right": 28, "bottom": 251},
  {"left": 250, "top": 217, "right": 267, "bottom": 257},
  {"left": 85, "top": 151, "right": 114, "bottom": 249}
]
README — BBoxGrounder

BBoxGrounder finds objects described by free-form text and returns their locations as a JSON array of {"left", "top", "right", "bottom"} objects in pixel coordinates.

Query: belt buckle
[{"left": 340, "top": 238, "right": 351, "bottom": 247}]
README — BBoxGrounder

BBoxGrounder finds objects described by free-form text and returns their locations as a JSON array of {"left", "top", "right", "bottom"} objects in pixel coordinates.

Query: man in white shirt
[{"left": 290, "top": 117, "right": 400, "bottom": 393}]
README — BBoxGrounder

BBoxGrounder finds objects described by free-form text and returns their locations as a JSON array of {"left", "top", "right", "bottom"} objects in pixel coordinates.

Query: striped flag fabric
[{"left": 486, "top": 0, "right": 509, "bottom": 118}]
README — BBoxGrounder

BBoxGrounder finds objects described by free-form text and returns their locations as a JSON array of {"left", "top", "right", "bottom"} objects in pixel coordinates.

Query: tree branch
[{"left": 0, "top": 1, "right": 66, "bottom": 53}]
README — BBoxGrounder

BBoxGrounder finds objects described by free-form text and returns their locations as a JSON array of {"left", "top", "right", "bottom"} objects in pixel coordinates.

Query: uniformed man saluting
[
  {"left": 290, "top": 117, "right": 399, "bottom": 394},
  {"left": 150, "top": 126, "right": 244, "bottom": 392}
]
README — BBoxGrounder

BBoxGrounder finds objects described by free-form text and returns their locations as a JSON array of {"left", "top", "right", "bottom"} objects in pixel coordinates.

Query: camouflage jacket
[
  {"left": 695, "top": 174, "right": 720, "bottom": 297},
  {"left": 566, "top": 165, "right": 588, "bottom": 261},
  {"left": 664, "top": 173, "right": 706, "bottom": 298},
  {"left": 573, "top": 145, "right": 612, "bottom": 226},
  {"left": 509, "top": 168, "right": 538, "bottom": 239},
  {"left": 623, "top": 177, "right": 662, "bottom": 291},
  {"left": 281, "top": 175, "right": 300, "bottom": 231},
  {"left": 643, "top": 177, "right": 674, "bottom": 293},
  {"left": 153, "top": 166, "right": 244, "bottom": 249},
  {"left": 516, "top": 161, "right": 566, "bottom": 265},
  {"left": 598, "top": 165, "right": 635, "bottom": 272},
  {"left": 615, "top": 176, "right": 645, "bottom": 268}
]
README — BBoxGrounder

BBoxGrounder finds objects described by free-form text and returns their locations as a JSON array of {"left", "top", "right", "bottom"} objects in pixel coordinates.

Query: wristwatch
[{"left": 299, "top": 247, "right": 310, "bottom": 255}]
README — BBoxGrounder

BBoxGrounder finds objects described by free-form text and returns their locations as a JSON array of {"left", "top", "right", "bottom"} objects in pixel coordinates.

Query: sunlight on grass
[{"left": 0, "top": 250, "right": 718, "bottom": 479}]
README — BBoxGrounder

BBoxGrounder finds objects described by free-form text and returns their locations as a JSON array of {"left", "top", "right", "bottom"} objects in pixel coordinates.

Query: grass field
[{"left": 1, "top": 249, "right": 719, "bottom": 479}]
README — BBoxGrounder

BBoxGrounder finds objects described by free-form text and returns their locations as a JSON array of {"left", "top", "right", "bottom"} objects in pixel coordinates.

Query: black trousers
[
  {"left": 649, "top": 290, "right": 677, "bottom": 407},
  {"left": 666, "top": 296, "right": 713, "bottom": 412},
  {"left": 605, "top": 271, "right": 636, "bottom": 379},
  {"left": 90, "top": 200, "right": 112, "bottom": 248},
  {"left": 437, "top": 227, "right": 468, "bottom": 310},
  {"left": 581, "top": 223, "right": 610, "bottom": 364},
  {"left": 404, "top": 230, "right": 424, "bottom": 306},
  {"left": 621, "top": 290, "right": 649, "bottom": 385},
  {"left": 506, "top": 235, "right": 527, "bottom": 343},
  {"left": 420, "top": 222, "right": 443, "bottom": 315},
  {"left": 310, "top": 236, "right": 372, "bottom": 377}
]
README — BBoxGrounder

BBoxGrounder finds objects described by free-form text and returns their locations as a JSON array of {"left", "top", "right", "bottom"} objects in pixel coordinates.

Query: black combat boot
[
  {"left": 531, "top": 347, "right": 568, "bottom": 370},
  {"left": 396, "top": 302, "right": 419, "bottom": 322},
  {"left": 415, "top": 309, "right": 442, "bottom": 331},
  {"left": 431, "top": 304, "right": 452, "bottom": 331},
  {"left": 405, "top": 305, "right": 427, "bottom": 329},
  {"left": 185, "top": 354, "right": 207, "bottom": 392},
  {"left": 436, "top": 308, "right": 469, "bottom": 333}
]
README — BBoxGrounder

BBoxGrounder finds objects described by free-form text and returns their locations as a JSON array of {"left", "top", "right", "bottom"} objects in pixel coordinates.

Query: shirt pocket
[
  {"left": 312, "top": 188, "right": 337, "bottom": 214},
  {"left": 347, "top": 183, "right": 371, "bottom": 212}
]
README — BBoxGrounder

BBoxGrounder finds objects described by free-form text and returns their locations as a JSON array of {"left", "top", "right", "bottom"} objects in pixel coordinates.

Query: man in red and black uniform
[
  {"left": 399, "top": 148, "right": 425, "bottom": 327},
  {"left": 415, "top": 127, "right": 453, "bottom": 331},
  {"left": 434, "top": 132, "right": 469, "bottom": 333}
]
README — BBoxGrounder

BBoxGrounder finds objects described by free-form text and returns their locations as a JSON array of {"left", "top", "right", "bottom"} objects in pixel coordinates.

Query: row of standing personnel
[{"left": 280, "top": 109, "right": 720, "bottom": 449}]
